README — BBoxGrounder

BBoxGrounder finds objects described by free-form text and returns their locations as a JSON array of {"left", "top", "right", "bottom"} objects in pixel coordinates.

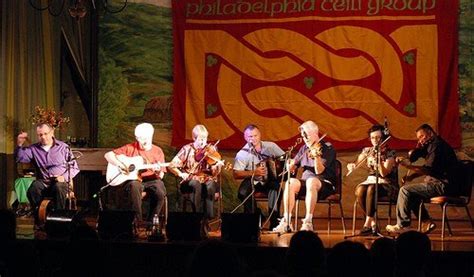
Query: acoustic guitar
[{"left": 106, "top": 155, "right": 170, "bottom": 186}]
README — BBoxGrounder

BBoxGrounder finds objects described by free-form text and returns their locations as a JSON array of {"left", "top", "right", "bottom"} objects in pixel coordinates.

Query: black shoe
[
  {"left": 359, "top": 226, "right": 372, "bottom": 236},
  {"left": 371, "top": 225, "right": 380, "bottom": 236}
]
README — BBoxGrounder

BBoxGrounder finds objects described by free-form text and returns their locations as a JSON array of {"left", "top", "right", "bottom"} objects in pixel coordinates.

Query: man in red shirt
[{"left": 104, "top": 123, "right": 167, "bottom": 223}]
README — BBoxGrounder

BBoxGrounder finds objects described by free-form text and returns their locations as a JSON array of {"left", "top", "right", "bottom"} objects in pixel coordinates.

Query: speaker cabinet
[
  {"left": 97, "top": 210, "right": 135, "bottom": 240},
  {"left": 221, "top": 213, "right": 260, "bottom": 243},
  {"left": 166, "top": 212, "right": 203, "bottom": 241},
  {"left": 45, "top": 209, "right": 78, "bottom": 237}
]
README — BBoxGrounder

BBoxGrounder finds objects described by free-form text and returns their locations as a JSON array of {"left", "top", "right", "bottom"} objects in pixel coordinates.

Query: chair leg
[
  {"left": 164, "top": 196, "right": 168, "bottom": 226},
  {"left": 418, "top": 201, "right": 424, "bottom": 232},
  {"left": 443, "top": 205, "right": 453, "bottom": 236},
  {"left": 352, "top": 200, "right": 357, "bottom": 236},
  {"left": 328, "top": 203, "right": 332, "bottom": 235},
  {"left": 209, "top": 197, "right": 222, "bottom": 229},
  {"left": 339, "top": 201, "right": 346, "bottom": 235},
  {"left": 465, "top": 206, "right": 474, "bottom": 229},
  {"left": 294, "top": 199, "right": 299, "bottom": 231},
  {"left": 441, "top": 203, "right": 447, "bottom": 240},
  {"left": 387, "top": 202, "right": 392, "bottom": 225}
]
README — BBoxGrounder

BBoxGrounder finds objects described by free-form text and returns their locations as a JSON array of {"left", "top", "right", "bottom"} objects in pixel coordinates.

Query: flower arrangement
[{"left": 30, "top": 106, "right": 70, "bottom": 129}]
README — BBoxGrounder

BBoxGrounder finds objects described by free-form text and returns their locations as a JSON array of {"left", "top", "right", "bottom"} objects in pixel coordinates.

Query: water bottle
[{"left": 152, "top": 213, "right": 160, "bottom": 235}]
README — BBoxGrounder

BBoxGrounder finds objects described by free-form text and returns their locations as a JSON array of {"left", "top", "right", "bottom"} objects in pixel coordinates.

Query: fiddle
[
  {"left": 396, "top": 135, "right": 434, "bottom": 184},
  {"left": 195, "top": 143, "right": 222, "bottom": 166},
  {"left": 346, "top": 135, "right": 391, "bottom": 176},
  {"left": 194, "top": 141, "right": 232, "bottom": 170},
  {"left": 308, "top": 143, "right": 323, "bottom": 159},
  {"left": 307, "top": 133, "right": 327, "bottom": 159}
]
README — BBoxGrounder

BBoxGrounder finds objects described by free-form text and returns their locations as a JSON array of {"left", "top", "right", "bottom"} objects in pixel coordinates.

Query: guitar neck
[{"left": 136, "top": 162, "right": 170, "bottom": 171}]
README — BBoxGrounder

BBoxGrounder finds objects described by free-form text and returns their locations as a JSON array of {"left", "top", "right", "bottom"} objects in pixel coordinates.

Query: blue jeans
[{"left": 396, "top": 176, "right": 445, "bottom": 227}]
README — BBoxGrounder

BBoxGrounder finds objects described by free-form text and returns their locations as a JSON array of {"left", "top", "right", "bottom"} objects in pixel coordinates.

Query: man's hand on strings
[{"left": 179, "top": 172, "right": 190, "bottom": 180}]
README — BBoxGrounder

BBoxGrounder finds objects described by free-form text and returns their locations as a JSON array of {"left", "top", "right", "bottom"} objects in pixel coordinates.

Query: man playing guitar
[{"left": 104, "top": 123, "right": 167, "bottom": 223}]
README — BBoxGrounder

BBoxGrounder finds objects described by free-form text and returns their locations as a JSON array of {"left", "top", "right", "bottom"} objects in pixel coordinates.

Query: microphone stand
[
  {"left": 230, "top": 144, "right": 258, "bottom": 214},
  {"left": 283, "top": 149, "right": 293, "bottom": 234},
  {"left": 274, "top": 138, "right": 300, "bottom": 234},
  {"left": 65, "top": 149, "right": 80, "bottom": 210},
  {"left": 344, "top": 138, "right": 390, "bottom": 239},
  {"left": 372, "top": 143, "right": 384, "bottom": 238},
  {"left": 94, "top": 164, "right": 134, "bottom": 211}
]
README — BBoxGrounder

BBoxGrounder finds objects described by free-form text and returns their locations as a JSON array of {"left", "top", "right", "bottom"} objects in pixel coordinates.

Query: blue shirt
[{"left": 233, "top": 141, "right": 285, "bottom": 171}]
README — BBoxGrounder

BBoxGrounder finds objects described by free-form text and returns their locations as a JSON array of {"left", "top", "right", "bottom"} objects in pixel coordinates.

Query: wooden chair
[
  {"left": 294, "top": 159, "right": 346, "bottom": 234},
  {"left": 417, "top": 160, "right": 474, "bottom": 239}
]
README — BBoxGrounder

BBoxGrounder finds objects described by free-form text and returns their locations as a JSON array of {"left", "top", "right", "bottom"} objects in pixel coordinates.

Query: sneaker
[
  {"left": 300, "top": 219, "right": 313, "bottom": 231},
  {"left": 385, "top": 224, "right": 410, "bottom": 233},
  {"left": 421, "top": 220, "right": 436, "bottom": 234},
  {"left": 272, "top": 218, "right": 293, "bottom": 233}
]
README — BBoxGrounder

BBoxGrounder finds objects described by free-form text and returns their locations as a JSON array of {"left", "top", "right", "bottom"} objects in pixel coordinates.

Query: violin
[
  {"left": 407, "top": 135, "right": 434, "bottom": 163},
  {"left": 194, "top": 142, "right": 232, "bottom": 170},
  {"left": 346, "top": 135, "right": 392, "bottom": 176},
  {"left": 307, "top": 133, "right": 327, "bottom": 159},
  {"left": 308, "top": 142, "right": 323, "bottom": 159},
  {"left": 195, "top": 144, "right": 221, "bottom": 166},
  {"left": 395, "top": 135, "right": 434, "bottom": 184}
]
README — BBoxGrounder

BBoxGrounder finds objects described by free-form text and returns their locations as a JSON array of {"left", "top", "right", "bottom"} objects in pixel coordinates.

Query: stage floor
[{"left": 15, "top": 215, "right": 474, "bottom": 252}]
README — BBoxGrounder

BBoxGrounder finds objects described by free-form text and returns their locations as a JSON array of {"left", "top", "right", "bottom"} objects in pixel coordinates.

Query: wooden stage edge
[{"left": 16, "top": 216, "right": 474, "bottom": 252}]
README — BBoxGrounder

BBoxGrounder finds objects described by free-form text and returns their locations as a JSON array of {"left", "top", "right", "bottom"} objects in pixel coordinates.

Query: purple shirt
[{"left": 15, "top": 139, "right": 80, "bottom": 182}]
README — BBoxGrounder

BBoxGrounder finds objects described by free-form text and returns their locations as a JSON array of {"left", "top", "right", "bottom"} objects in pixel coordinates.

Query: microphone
[
  {"left": 383, "top": 116, "right": 390, "bottom": 137},
  {"left": 248, "top": 142, "right": 255, "bottom": 153}
]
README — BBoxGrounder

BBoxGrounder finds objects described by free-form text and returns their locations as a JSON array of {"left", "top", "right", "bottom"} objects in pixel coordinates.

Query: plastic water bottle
[{"left": 152, "top": 213, "right": 160, "bottom": 235}]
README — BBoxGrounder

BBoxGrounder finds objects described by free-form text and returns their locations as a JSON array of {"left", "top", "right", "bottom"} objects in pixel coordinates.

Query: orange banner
[{"left": 172, "top": 0, "right": 460, "bottom": 150}]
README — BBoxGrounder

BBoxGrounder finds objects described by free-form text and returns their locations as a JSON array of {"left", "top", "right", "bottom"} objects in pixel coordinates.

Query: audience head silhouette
[
  {"left": 371, "top": 237, "right": 396, "bottom": 277},
  {"left": 286, "top": 231, "right": 325, "bottom": 276},
  {"left": 327, "top": 240, "right": 370, "bottom": 277},
  {"left": 396, "top": 231, "right": 431, "bottom": 277}
]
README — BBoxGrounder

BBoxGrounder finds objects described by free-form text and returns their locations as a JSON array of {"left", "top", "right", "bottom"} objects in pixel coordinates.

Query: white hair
[
  {"left": 135, "top": 123, "right": 154, "bottom": 138},
  {"left": 192, "top": 124, "right": 208, "bottom": 139},
  {"left": 299, "top": 121, "right": 319, "bottom": 134}
]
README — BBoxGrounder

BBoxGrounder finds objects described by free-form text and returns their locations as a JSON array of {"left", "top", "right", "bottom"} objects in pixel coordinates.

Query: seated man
[
  {"left": 386, "top": 124, "right": 458, "bottom": 233},
  {"left": 15, "top": 123, "right": 79, "bottom": 227},
  {"left": 104, "top": 123, "right": 167, "bottom": 223},
  {"left": 169, "top": 124, "right": 221, "bottom": 221},
  {"left": 233, "top": 124, "right": 285, "bottom": 229},
  {"left": 273, "top": 121, "right": 336, "bottom": 233}
]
